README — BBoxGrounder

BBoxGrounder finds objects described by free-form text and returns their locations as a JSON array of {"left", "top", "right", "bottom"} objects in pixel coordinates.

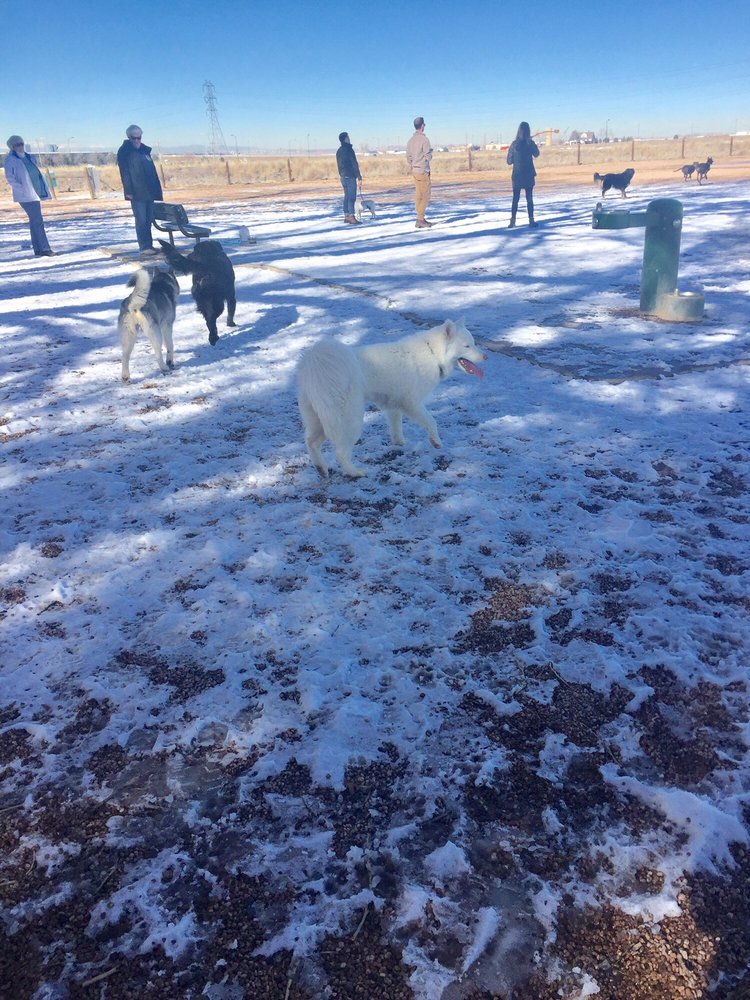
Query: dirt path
[{"left": 2, "top": 157, "right": 748, "bottom": 223}]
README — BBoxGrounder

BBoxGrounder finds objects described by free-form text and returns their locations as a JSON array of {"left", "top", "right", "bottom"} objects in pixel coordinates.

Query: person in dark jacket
[
  {"left": 117, "top": 124, "right": 163, "bottom": 255},
  {"left": 506, "top": 122, "right": 540, "bottom": 228},
  {"left": 336, "top": 132, "right": 362, "bottom": 225}
]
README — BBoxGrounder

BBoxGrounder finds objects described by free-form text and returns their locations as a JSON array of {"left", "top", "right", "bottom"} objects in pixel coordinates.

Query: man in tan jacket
[{"left": 406, "top": 116, "right": 433, "bottom": 228}]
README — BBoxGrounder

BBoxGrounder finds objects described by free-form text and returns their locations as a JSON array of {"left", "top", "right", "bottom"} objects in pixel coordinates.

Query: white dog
[
  {"left": 296, "top": 319, "right": 486, "bottom": 478},
  {"left": 118, "top": 267, "right": 179, "bottom": 382}
]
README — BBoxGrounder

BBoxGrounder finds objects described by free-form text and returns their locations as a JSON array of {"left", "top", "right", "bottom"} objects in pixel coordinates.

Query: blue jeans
[
  {"left": 511, "top": 184, "right": 534, "bottom": 222},
  {"left": 130, "top": 199, "right": 155, "bottom": 250},
  {"left": 20, "top": 201, "right": 51, "bottom": 254},
  {"left": 340, "top": 176, "right": 357, "bottom": 216}
]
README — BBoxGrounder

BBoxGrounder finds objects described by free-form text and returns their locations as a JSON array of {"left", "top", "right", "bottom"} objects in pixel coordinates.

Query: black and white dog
[
  {"left": 594, "top": 167, "right": 635, "bottom": 197},
  {"left": 119, "top": 267, "right": 179, "bottom": 381},
  {"left": 159, "top": 240, "right": 237, "bottom": 345}
]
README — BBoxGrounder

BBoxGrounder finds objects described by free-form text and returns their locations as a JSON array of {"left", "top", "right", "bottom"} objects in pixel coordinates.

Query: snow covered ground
[{"left": 1, "top": 179, "right": 749, "bottom": 1000}]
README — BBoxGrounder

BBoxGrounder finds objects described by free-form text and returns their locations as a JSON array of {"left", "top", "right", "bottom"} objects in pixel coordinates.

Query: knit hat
[
  {"left": 338, "top": 132, "right": 349, "bottom": 143},
  {"left": 6, "top": 135, "right": 24, "bottom": 149}
]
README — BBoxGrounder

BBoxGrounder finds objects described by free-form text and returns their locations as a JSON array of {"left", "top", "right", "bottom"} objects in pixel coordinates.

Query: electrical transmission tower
[{"left": 203, "top": 80, "right": 228, "bottom": 155}]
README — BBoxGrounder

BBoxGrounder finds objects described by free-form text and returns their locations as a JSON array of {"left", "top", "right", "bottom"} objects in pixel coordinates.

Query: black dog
[
  {"left": 158, "top": 240, "right": 236, "bottom": 345},
  {"left": 594, "top": 167, "right": 635, "bottom": 198},
  {"left": 678, "top": 163, "right": 696, "bottom": 180},
  {"left": 695, "top": 157, "right": 713, "bottom": 184}
]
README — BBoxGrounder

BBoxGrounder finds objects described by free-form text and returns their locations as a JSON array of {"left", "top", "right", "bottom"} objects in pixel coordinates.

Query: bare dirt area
[{"left": 3, "top": 157, "right": 749, "bottom": 224}]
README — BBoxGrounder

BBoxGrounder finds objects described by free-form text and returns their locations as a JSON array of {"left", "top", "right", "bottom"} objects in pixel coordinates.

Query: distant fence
[
  {"left": 3, "top": 134, "right": 749, "bottom": 199},
  {"left": 539, "top": 133, "right": 750, "bottom": 166}
]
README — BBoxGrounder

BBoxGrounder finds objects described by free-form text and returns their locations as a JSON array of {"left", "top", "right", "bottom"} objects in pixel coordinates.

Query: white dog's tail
[
  {"left": 297, "top": 338, "right": 364, "bottom": 430},
  {"left": 296, "top": 338, "right": 366, "bottom": 476}
]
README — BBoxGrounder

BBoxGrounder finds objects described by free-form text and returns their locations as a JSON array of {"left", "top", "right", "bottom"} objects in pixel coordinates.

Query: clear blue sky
[{"left": 4, "top": 0, "right": 749, "bottom": 152}]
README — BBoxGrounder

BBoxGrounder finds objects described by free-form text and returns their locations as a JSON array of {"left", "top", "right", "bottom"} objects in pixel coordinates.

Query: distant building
[{"left": 571, "top": 130, "right": 597, "bottom": 144}]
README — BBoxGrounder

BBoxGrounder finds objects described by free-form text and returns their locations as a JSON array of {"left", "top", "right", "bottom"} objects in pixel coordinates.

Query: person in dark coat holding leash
[
  {"left": 4, "top": 136, "right": 55, "bottom": 256},
  {"left": 506, "top": 122, "right": 540, "bottom": 228},
  {"left": 117, "top": 124, "right": 163, "bottom": 256},
  {"left": 336, "top": 132, "right": 362, "bottom": 225}
]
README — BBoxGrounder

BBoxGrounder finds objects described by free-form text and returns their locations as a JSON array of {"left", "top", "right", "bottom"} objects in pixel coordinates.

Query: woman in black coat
[
  {"left": 116, "top": 125, "right": 164, "bottom": 254},
  {"left": 506, "top": 122, "right": 540, "bottom": 228}
]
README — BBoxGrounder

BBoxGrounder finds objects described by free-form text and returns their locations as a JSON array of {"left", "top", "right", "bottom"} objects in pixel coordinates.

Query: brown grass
[
  {"left": 2, "top": 156, "right": 749, "bottom": 225},
  {"left": 2, "top": 133, "right": 749, "bottom": 204}
]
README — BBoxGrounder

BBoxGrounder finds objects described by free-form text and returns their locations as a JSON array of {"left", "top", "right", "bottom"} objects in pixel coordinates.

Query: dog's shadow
[{"left": 176, "top": 304, "right": 300, "bottom": 369}]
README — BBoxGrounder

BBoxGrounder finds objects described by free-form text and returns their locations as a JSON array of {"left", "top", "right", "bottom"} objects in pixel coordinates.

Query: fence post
[
  {"left": 287, "top": 158, "right": 293, "bottom": 182},
  {"left": 729, "top": 135, "right": 734, "bottom": 156},
  {"left": 84, "top": 165, "right": 100, "bottom": 199},
  {"left": 226, "top": 160, "right": 232, "bottom": 185},
  {"left": 159, "top": 160, "right": 166, "bottom": 190},
  {"left": 681, "top": 137, "right": 685, "bottom": 159},
  {"left": 468, "top": 147, "right": 472, "bottom": 172},
  {"left": 631, "top": 139, "right": 635, "bottom": 161},
  {"left": 577, "top": 141, "right": 581, "bottom": 166}
]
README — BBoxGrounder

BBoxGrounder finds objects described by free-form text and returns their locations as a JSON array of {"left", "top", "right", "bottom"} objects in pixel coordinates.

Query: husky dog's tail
[
  {"left": 296, "top": 338, "right": 366, "bottom": 478},
  {"left": 120, "top": 268, "right": 171, "bottom": 382},
  {"left": 125, "top": 268, "right": 153, "bottom": 312}
]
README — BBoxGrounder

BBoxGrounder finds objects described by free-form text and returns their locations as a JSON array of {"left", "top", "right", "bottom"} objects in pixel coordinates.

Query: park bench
[{"left": 153, "top": 202, "right": 211, "bottom": 245}]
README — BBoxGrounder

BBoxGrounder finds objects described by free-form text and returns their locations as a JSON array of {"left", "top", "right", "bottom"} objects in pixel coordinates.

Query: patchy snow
[{"left": 1, "top": 178, "right": 749, "bottom": 998}]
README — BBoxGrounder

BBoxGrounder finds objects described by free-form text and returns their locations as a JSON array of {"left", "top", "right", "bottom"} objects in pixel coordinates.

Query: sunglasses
[
  {"left": 12, "top": 142, "right": 24, "bottom": 148},
  {"left": 130, "top": 135, "right": 143, "bottom": 140}
]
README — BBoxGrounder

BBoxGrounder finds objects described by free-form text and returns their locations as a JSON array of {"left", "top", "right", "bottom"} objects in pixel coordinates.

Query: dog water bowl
[{"left": 655, "top": 290, "right": 705, "bottom": 322}]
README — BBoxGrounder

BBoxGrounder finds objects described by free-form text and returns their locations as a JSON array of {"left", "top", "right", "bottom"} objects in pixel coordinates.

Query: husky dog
[
  {"left": 119, "top": 267, "right": 179, "bottom": 381},
  {"left": 158, "top": 239, "right": 237, "bottom": 345},
  {"left": 356, "top": 195, "right": 377, "bottom": 220},
  {"left": 594, "top": 167, "right": 635, "bottom": 197},
  {"left": 297, "top": 319, "right": 486, "bottom": 478}
]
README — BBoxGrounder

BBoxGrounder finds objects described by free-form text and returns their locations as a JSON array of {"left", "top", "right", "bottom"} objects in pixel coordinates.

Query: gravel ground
[{"left": 1, "top": 178, "right": 748, "bottom": 999}]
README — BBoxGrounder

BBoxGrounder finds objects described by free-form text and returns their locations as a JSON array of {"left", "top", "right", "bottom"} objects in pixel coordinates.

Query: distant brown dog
[
  {"left": 677, "top": 163, "right": 696, "bottom": 180},
  {"left": 695, "top": 157, "right": 713, "bottom": 183},
  {"left": 594, "top": 167, "right": 635, "bottom": 198}
]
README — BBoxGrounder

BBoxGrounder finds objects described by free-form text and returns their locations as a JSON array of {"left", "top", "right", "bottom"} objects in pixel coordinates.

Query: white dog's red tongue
[{"left": 458, "top": 357, "right": 484, "bottom": 378}]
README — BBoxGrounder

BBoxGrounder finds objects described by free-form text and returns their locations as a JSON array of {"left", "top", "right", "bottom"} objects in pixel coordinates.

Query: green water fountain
[{"left": 592, "top": 198, "right": 704, "bottom": 321}]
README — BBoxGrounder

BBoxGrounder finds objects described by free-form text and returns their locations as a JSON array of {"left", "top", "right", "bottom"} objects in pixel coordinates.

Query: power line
[{"left": 203, "top": 80, "right": 228, "bottom": 155}]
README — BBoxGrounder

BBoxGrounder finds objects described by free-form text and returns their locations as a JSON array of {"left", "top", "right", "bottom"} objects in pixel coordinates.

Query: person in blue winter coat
[
  {"left": 116, "top": 124, "right": 164, "bottom": 256},
  {"left": 336, "top": 132, "right": 362, "bottom": 225},
  {"left": 4, "top": 135, "right": 55, "bottom": 256},
  {"left": 506, "top": 122, "right": 540, "bottom": 228}
]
